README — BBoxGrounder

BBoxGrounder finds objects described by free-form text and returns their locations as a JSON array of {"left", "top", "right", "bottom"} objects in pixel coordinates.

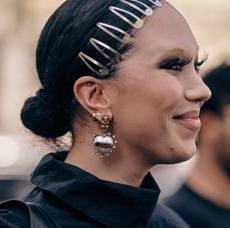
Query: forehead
[{"left": 131, "top": 3, "right": 198, "bottom": 57}]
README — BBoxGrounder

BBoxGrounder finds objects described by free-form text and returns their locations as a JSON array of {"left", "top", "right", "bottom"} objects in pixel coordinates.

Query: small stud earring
[
  {"left": 97, "top": 113, "right": 101, "bottom": 117},
  {"left": 90, "top": 115, "right": 117, "bottom": 158},
  {"left": 92, "top": 112, "right": 98, "bottom": 122}
]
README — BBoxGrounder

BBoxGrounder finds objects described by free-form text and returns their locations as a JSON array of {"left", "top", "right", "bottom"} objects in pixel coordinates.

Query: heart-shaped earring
[{"left": 90, "top": 115, "right": 117, "bottom": 158}]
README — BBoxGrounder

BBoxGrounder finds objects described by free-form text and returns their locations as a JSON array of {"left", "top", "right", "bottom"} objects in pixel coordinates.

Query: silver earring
[{"left": 90, "top": 115, "right": 117, "bottom": 158}]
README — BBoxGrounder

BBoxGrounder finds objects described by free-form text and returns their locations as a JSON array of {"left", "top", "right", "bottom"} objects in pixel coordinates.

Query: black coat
[{"left": 0, "top": 152, "right": 190, "bottom": 228}]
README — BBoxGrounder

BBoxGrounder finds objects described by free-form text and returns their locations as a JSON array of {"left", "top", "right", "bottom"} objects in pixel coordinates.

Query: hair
[
  {"left": 201, "top": 63, "right": 230, "bottom": 116},
  {"left": 21, "top": 0, "right": 160, "bottom": 140}
]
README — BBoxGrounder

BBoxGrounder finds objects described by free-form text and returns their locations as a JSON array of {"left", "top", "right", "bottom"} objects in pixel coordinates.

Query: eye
[
  {"left": 167, "top": 59, "right": 183, "bottom": 71},
  {"left": 160, "top": 57, "right": 192, "bottom": 72},
  {"left": 194, "top": 55, "right": 208, "bottom": 73}
]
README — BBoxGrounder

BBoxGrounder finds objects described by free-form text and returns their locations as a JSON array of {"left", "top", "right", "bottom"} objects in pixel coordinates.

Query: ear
[{"left": 73, "top": 76, "right": 113, "bottom": 121}]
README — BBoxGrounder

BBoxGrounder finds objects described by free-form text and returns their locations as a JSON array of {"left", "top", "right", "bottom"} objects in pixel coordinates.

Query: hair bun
[{"left": 21, "top": 91, "right": 69, "bottom": 138}]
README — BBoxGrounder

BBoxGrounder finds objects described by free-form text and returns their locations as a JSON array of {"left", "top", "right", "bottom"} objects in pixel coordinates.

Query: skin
[
  {"left": 187, "top": 105, "right": 230, "bottom": 208},
  {"left": 65, "top": 2, "right": 211, "bottom": 187}
]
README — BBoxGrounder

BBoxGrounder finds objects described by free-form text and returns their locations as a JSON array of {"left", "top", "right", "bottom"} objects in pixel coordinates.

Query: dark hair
[
  {"left": 21, "top": 0, "right": 159, "bottom": 139},
  {"left": 201, "top": 63, "right": 230, "bottom": 115}
]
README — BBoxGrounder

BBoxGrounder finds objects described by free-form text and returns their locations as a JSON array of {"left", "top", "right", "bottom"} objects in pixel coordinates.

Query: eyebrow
[
  {"left": 166, "top": 47, "right": 187, "bottom": 52},
  {"left": 166, "top": 46, "right": 200, "bottom": 54}
]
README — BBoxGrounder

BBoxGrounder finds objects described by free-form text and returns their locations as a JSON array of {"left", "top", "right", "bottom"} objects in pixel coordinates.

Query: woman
[{"left": 0, "top": 0, "right": 211, "bottom": 227}]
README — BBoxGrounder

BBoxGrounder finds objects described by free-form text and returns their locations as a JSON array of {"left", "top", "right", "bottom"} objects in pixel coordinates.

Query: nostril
[{"left": 173, "top": 116, "right": 180, "bottom": 119}]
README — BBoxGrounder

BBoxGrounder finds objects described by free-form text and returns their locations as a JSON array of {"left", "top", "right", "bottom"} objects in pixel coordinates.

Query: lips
[{"left": 173, "top": 110, "right": 201, "bottom": 131}]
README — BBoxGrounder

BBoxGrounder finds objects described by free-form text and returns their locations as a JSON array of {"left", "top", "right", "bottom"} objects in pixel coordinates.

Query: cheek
[
  {"left": 114, "top": 76, "right": 183, "bottom": 128},
  {"left": 148, "top": 78, "right": 183, "bottom": 112}
]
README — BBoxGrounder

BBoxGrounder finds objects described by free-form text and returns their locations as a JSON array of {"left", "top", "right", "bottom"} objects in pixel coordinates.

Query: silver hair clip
[
  {"left": 109, "top": 6, "right": 144, "bottom": 29},
  {"left": 97, "top": 22, "right": 131, "bottom": 44},
  {"left": 90, "top": 38, "right": 122, "bottom": 63},
  {"left": 120, "top": 0, "right": 153, "bottom": 16},
  {"left": 78, "top": 52, "right": 109, "bottom": 76},
  {"left": 79, "top": 0, "right": 162, "bottom": 76},
  {"left": 148, "top": 0, "right": 163, "bottom": 7}
]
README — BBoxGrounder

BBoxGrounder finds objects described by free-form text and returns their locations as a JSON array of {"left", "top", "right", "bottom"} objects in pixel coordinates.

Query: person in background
[
  {"left": 165, "top": 64, "right": 230, "bottom": 228},
  {"left": 0, "top": 0, "right": 211, "bottom": 227}
]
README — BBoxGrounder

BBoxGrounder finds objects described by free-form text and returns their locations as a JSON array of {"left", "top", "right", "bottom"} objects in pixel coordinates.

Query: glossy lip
[{"left": 172, "top": 110, "right": 201, "bottom": 131}]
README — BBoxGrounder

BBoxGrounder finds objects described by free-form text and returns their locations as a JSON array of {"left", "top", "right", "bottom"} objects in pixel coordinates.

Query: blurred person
[
  {"left": 0, "top": 0, "right": 210, "bottom": 227},
  {"left": 165, "top": 64, "right": 230, "bottom": 228}
]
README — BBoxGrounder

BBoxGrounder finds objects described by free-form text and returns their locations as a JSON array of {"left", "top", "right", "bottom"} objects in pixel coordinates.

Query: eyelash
[
  {"left": 160, "top": 56, "right": 207, "bottom": 73},
  {"left": 194, "top": 57, "right": 207, "bottom": 73}
]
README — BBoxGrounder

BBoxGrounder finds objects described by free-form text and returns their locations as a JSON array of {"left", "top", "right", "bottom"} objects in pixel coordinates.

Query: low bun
[{"left": 21, "top": 91, "right": 70, "bottom": 138}]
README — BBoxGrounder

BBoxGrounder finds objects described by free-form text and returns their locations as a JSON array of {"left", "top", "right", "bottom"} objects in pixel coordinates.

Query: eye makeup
[
  {"left": 159, "top": 56, "right": 192, "bottom": 72},
  {"left": 159, "top": 54, "right": 208, "bottom": 73},
  {"left": 194, "top": 55, "right": 208, "bottom": 73}
]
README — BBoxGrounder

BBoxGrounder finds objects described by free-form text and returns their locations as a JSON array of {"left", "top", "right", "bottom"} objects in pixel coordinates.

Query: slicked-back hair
[{"left": 21, "top": 0, "right": 159, "bottom": 139}]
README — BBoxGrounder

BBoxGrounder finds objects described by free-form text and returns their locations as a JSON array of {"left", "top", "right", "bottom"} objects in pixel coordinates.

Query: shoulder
[
  {"left": 148, "top": 203, "right": 190, "bottom": 228},
  {"left": 0, "top": 200, "right": 30, "bottom": 228}
]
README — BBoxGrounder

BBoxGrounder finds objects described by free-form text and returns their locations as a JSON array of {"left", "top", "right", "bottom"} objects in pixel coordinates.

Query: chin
[
  {"left": 165, "top": 141, "right": 197, "bottom": 165},
  {"left": 178, "top": 142, "right": 196, "bottom": 163}
]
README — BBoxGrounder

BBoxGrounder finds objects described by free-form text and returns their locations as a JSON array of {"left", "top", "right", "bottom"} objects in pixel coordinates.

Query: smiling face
[{"left": 109, "top": 3, "right": 211, "bottom": 166}]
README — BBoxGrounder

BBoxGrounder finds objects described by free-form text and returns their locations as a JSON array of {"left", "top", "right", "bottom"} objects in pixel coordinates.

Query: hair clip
[
  {"left": 90, "top": 38, "right": 122, "bottom": 63},
  {"left": 148, "top": 0, "right": 163, "bottom": 7},
  {"left": 120, "top": 0, "right": 153, "bottom": 16},
  {"left": 78, "top": 0, "right": 162, "bottom": 76},
  {"left": 97, "top": 22, "right": 131, "bottom": 44},
  {"left": 109, "top": 6, "right": 143, "bottom": 29},
  {"left": 78, "top": 52, "right": 109, "bottom": 76}
]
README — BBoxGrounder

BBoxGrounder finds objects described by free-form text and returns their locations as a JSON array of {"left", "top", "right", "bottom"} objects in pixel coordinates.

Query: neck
[{"left": 187, "top": 147, "right": 230, "bottom": 209}]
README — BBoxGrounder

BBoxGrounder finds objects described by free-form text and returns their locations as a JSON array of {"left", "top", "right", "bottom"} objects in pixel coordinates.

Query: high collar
[{"left": 30, "top": 152, "right": 160, "bottom": 228}]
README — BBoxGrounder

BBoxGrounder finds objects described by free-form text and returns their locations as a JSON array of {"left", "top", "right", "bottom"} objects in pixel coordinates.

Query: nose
[{"left": 185, "top": 71, "right": 211, "bottom": 105}]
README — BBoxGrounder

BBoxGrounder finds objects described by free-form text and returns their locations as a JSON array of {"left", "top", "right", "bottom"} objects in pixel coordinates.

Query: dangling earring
[{"left": 91, "top": 115, "right": 117, "bottom": 158}]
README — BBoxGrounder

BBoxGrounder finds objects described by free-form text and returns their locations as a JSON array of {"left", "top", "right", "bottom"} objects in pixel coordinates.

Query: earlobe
[{"left": 73, "top": 76, "right": 113, "bottom": 121}]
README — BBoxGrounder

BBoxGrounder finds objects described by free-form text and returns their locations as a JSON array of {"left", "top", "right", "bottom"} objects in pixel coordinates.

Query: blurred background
[{"left": 0, "top": 0, "right": 229, "bottom": 202}]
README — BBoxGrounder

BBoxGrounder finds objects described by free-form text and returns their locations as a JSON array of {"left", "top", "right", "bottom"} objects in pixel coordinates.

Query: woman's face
[{"left": 108, "top": 3, "right": 211, "bottom": 166}]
